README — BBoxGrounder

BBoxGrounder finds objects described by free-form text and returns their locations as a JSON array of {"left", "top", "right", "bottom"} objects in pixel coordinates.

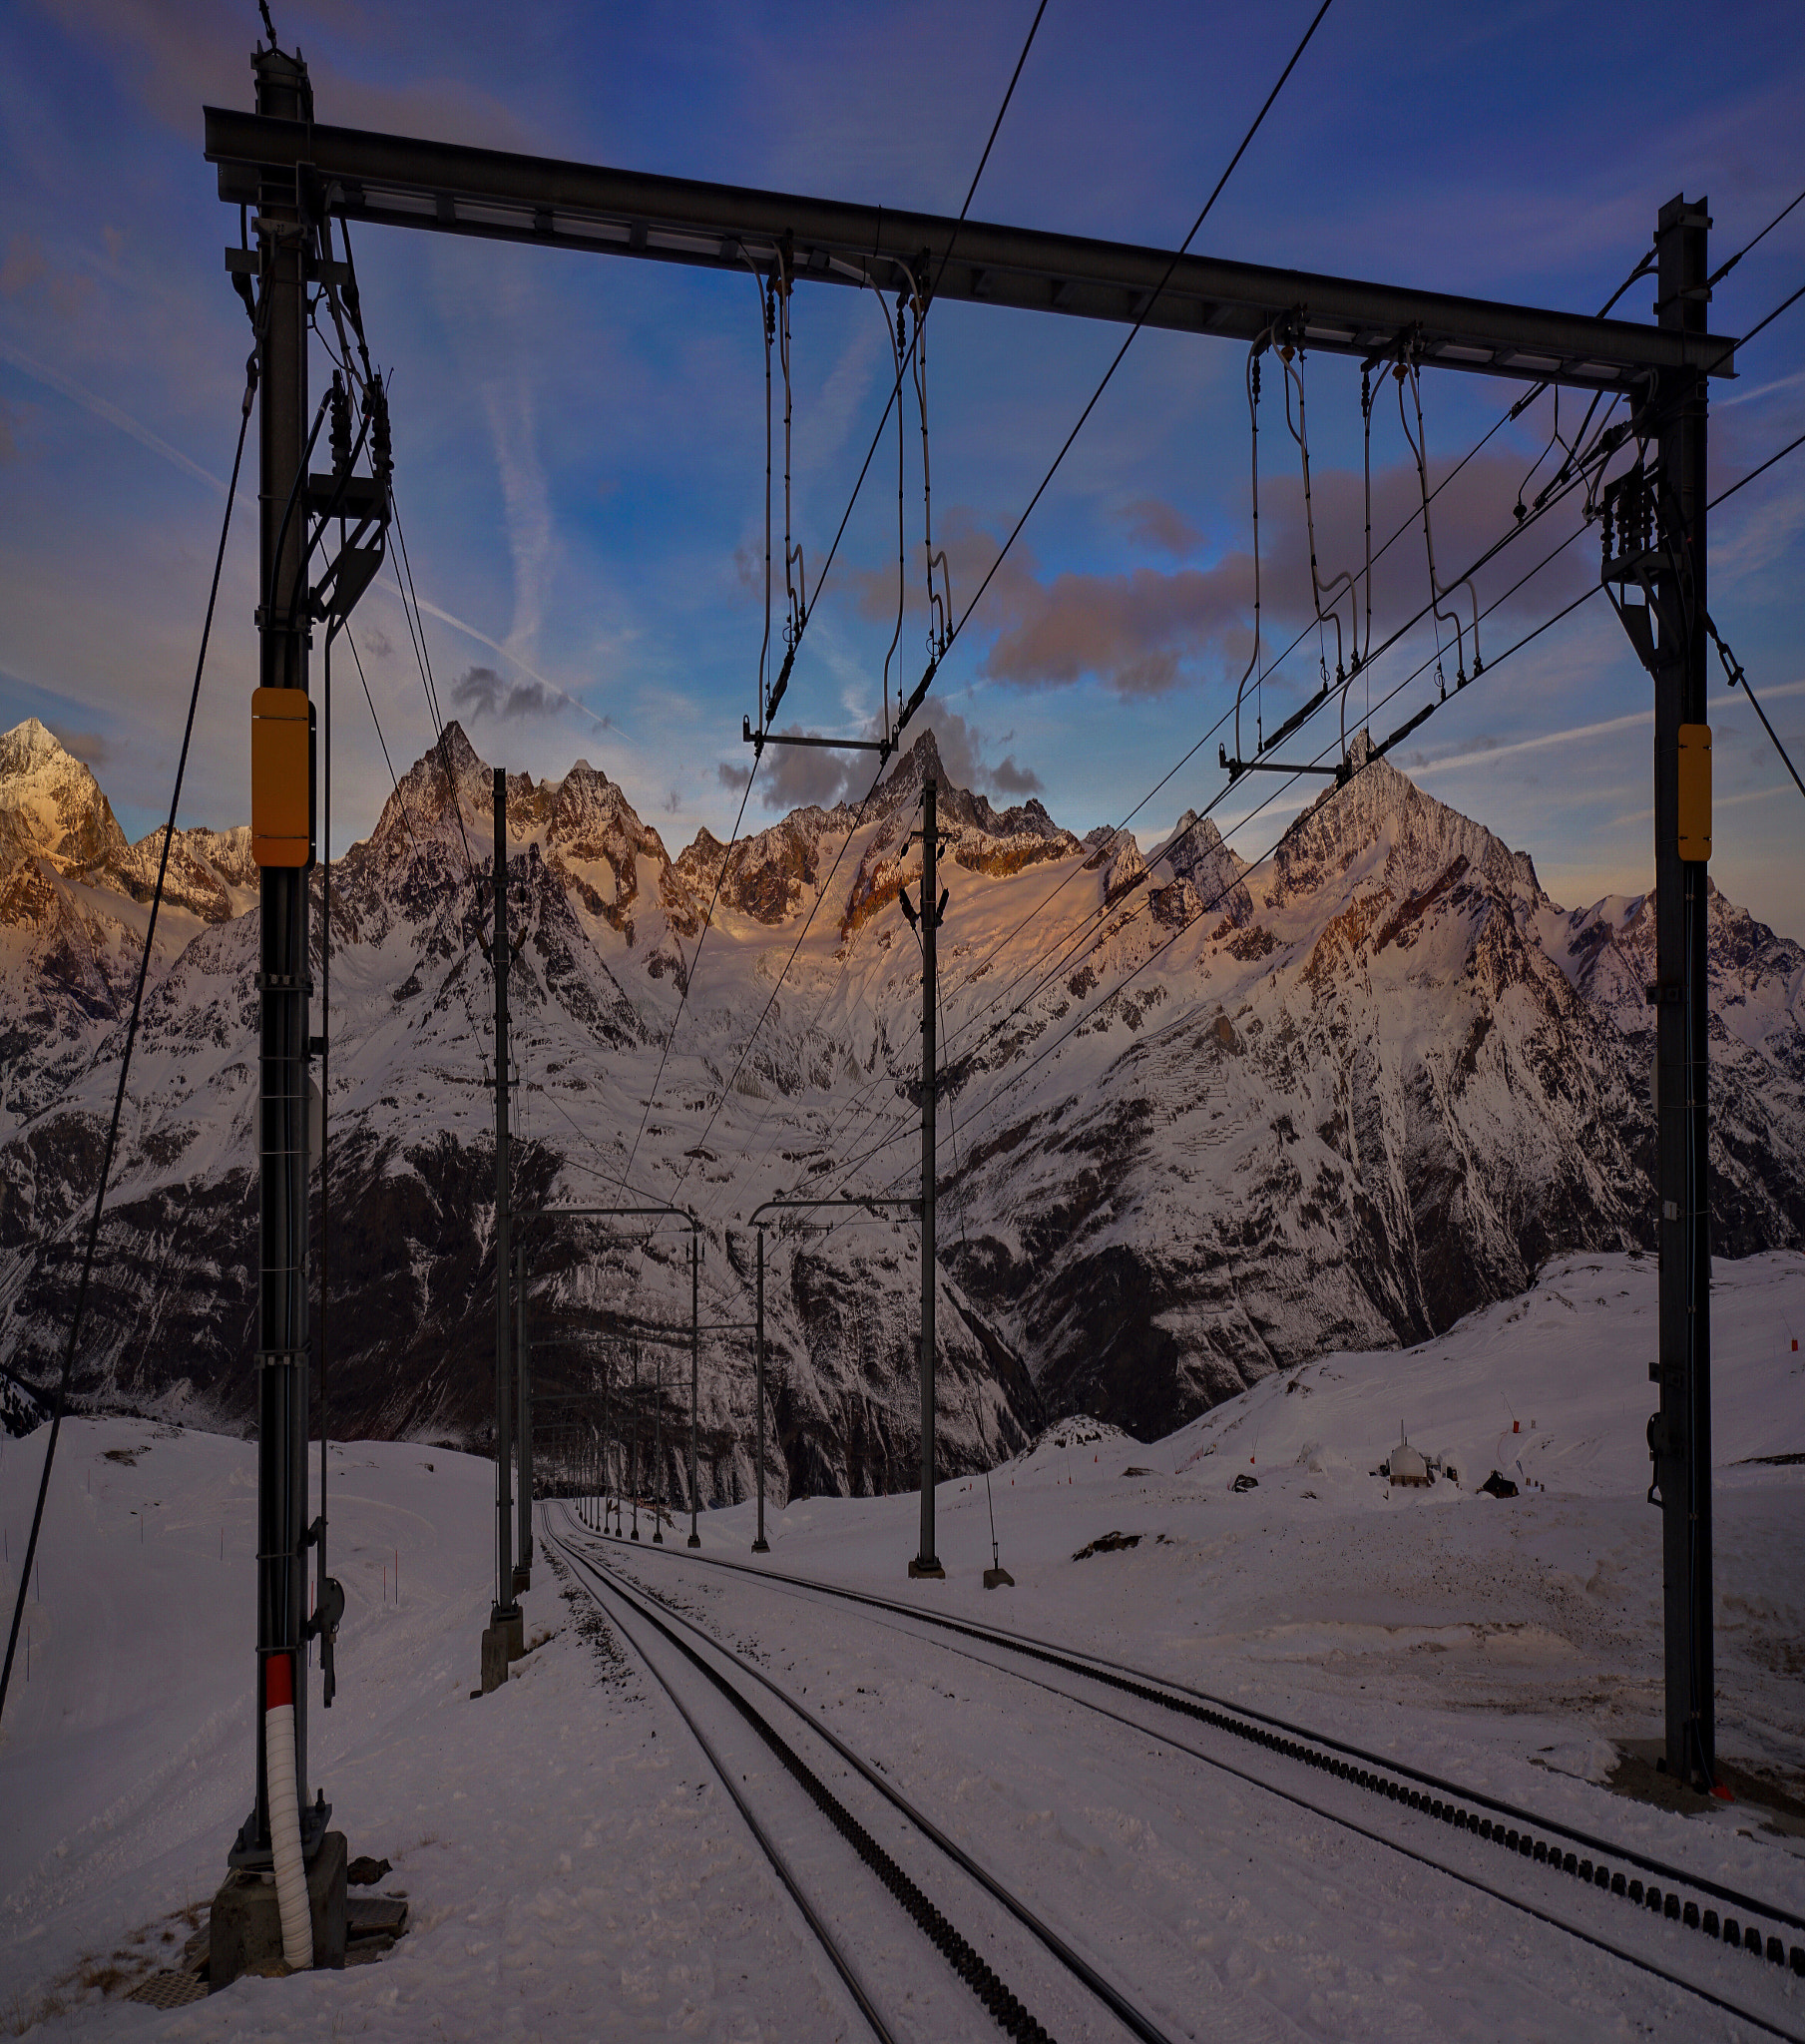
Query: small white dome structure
[{"left": 1388, "top": 1434, "right": 1430, "bottom": 1486}]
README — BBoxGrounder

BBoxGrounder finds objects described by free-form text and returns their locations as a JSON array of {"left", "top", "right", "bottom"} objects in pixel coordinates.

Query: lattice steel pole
[
  {"left": 688, "top": 1230, "right": 701, "bottom": 1546},
  {"left": 239, "top": 33, "right": 323, "bottom": 1871},
  {"left": 910, "top": 775, "right": 945, "bottom": 1580},
  {"left": 1651, "top": 194, "right": 1714, "bottom": 1790},
  {"left": 753, "top": 1226, "right": 769, "bottom": 1553}
]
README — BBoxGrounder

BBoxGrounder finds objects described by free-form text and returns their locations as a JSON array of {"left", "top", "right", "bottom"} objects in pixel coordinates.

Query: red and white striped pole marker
[{"left": 262, "top": 1652, "right": 313, "bottom": 1968}]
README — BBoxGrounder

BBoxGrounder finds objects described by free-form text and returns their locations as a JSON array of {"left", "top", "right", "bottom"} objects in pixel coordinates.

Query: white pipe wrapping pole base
[{"left": 263, "top": 1656, "right": 313, "bottom": 1969}]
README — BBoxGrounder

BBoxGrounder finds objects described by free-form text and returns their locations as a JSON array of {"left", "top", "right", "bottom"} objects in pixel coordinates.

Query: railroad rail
[
  {"left": 543, "top": 1517, "right": 1177, "bottom": 2044},
  {"left": 582, "top": 1513, "right": 1805, "bottom": 2043}
]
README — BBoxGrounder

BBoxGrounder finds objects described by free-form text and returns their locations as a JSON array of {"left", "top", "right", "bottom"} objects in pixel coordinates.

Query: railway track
[
  {"left": 575, "top": 1508, "right": 1805, "bottom": 2043},
  {"left": 543, "top": 1516, "right": 1178, "bottom": 2044}
]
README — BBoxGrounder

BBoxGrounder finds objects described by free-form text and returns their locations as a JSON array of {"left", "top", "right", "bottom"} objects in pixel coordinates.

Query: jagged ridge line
[{"left": 813, "top": 493, "right": 1608, "bottom": 1218}]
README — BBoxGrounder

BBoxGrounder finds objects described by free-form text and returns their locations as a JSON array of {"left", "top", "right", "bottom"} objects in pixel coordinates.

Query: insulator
[
  {"left": 369, "top": 373, "right": 392, "bottom": 487},
  {"left": 328, "top": 372, "right": 351, "bottom": 474}
]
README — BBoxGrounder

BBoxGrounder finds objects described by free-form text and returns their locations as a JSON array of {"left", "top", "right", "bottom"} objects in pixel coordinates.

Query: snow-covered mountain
[{"left": 0, "top": 718, "right": 1799, "bottom": 1506}]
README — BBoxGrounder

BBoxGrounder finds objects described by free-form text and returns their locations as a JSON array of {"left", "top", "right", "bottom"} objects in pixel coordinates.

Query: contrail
[
  {"left": 1415, "top": 679, "right": 1805, "bottom": 777},
  {"left": 0, "top": 341, "right": 226, "bottom": 497},
  {"left": 366, "top": 580, "right": 628, "bottom": 745}
]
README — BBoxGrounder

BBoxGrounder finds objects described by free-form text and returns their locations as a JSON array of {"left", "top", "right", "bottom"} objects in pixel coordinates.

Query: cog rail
[
  {"left": 609, "top": 1527, "right": 1805, "bottom": 2041},
  {"left": 545, "top": 1516, "right": 1174, "bottom": 2044}
]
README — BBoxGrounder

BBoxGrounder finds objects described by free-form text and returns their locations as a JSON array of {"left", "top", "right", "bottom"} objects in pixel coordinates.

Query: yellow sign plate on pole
[
  {"left": 1677, "top": 723, "right": 1711, "bottom": 862},
  {"left": 251, "top": 687, "right": 315, "bottom": 868}
]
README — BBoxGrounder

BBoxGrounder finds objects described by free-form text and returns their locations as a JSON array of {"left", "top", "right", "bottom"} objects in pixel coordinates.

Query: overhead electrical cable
[
  {"left": 818, "top": 496, "right": 1614, "bottom": 1209},
  {"left": 620, "top": 760, "right": 760, "bottom": 1188},
  {"left": 387, "top": 498, "right": 482, "bottom": 888},
  {"left": 0, "top": 350, "right": 257, "bottom": 1726},
  {"left": 1709, "top": 427, "right": 1805, "bottom": 510},
  {"left": 652, "top": 1, "right": 1056, "bottom": 1224},
  {"left": 1712, "top": 276, "right": 1805, "bottom": 369},
  {"left": 892, "top": 0, "right": 1338, "bottom": 746},
  {"left": 1698, "top": 421, "right": 1805, "bottom": 808},
  {"left": 753, "top": 0, "right": 1054, "bottom": 741},
  {"left": 1705, "top": 621, "right": 1805, "bottom": 809},
  {"left": 1707, "top": 184, "right": 1805, "bottom": 290},
  {"left": 838, "top": 575, "right": 1610, "bottom": 1219},
  {"left": 693, "top": 0, "right": 1333, "bottom": 1225},
  {"left": 344, "top": 627, "right": 424, "bottom": 858}
]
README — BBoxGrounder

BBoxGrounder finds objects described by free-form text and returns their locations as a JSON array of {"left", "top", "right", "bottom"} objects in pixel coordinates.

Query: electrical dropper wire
[
  {"left": 684, "top": 4, "right": 1319, "bottom": 1221},
  {"left": 661, "top": 10, "right": 1056, "bottom": 1223},
  {"left": 898, "top": 0, "right": 1338, "bottom": 744},
  {"left": 0, "top": 354, "right": 256, "bottom": 1726}
]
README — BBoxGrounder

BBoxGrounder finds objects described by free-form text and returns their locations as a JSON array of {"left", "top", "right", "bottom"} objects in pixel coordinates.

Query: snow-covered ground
[{"left": 2, "top": 1249, "right": 1803, "bottom": 2038}]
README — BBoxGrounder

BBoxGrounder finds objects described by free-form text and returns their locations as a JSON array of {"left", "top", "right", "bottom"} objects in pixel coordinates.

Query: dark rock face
[{"left": 0, "top": 721, "right": 1799, "bottom": 1499}]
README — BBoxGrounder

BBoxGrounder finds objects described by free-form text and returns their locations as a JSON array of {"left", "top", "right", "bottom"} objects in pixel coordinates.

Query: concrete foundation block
[
  {"left": 480, "top": 1623, "right": 512, "bottom": 1694},
  {"left": 908, "top": 1557, "right": 947, "bottom": 1580},
  {"left": 211, "top": 1828, "right": 347, "bottom": 1987}
]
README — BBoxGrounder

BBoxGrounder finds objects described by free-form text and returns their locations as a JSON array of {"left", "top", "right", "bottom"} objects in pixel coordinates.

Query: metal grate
[{"left": 125, "top": 1969, "right": 209, "bottom": 2009}]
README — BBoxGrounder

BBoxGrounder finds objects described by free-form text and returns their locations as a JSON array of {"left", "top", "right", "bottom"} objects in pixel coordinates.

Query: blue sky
[{"left": 2, "top": 0, "right": 1803, "bottom": 930}]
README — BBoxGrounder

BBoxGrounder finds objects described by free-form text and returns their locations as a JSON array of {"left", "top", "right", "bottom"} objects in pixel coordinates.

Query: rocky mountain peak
[
  {"left": 540, "top": 760, "right": 669, "bottom": 868},
  {"left": 863, "top": 730, "right": 1075, "bottom": 849},
  {"left": 0, "top": 716, "right": 1799, "bottom": 1490},
  {"left": 372, "top": 718, "right": 498, "bottom": 853},
  {"left": 1158, "top": 809, "right": 1254, "bottom": 926},
  {"left": 0, "top": 718, "right": 129, "bottom": 876},
  {"left": 874, "top": 727, "right": 946, "bottom": 810},
  {"left": 0, "top": 718, "right": 68, "bottom": 773},
  {"left": 1269, "top": 755, "right": 1542, "bottom": 912}
]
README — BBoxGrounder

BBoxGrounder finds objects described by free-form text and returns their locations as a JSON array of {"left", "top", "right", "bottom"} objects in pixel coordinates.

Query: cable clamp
[
  {"left": 256, "top": 1348, "right": 308, "bottom": 1370},
  {"left": 255, "top": 972, "right": 314, "bottom": 994}
]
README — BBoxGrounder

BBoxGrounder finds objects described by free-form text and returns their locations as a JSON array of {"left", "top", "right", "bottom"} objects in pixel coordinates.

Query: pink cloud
[{"left": 934, "top": 440, "right": 1601, "bottom": 699}]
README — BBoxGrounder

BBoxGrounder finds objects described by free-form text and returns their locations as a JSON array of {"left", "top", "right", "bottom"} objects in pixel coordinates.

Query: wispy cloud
[
  {"left": 742, "top": 703, "right": 1045, "bottom": 812},
  {"left": 1608, "top": 782, "right": 1797, "bottom": 828},
  {"left": 480, "top": 368, "right": 555, "bottom": 662},
  {"left": 1413, "top": 679, "right": 1805, "bottom": 777},
  {"left": 1718, "top": 366, "right": 1805, "bottom": 408},
  {"left": 0, "top": 339, "right": 225, "bottom": 496},
  {"left": 450, "top": 662, "right": 617, "bottom": 735},
  {"left": 365, "top": 580, "right": 621, "bottom": 741}
]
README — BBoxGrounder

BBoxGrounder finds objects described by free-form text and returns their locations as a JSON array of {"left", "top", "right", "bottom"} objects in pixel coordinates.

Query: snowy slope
[
  {"left": 0, "top": 720, "right": 1800, "bottom": 1511},
  {"left": 1, "top": 1251, "right": 1801, "bottom": 2039}
]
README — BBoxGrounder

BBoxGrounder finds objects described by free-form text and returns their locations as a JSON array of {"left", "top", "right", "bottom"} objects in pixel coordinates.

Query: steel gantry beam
[
  {"left": 203, "top": 110, "right": 1736, "bottom": 393},
  {"left": 205, "top": 83, "right": 1740, "bottom": 1795}
]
